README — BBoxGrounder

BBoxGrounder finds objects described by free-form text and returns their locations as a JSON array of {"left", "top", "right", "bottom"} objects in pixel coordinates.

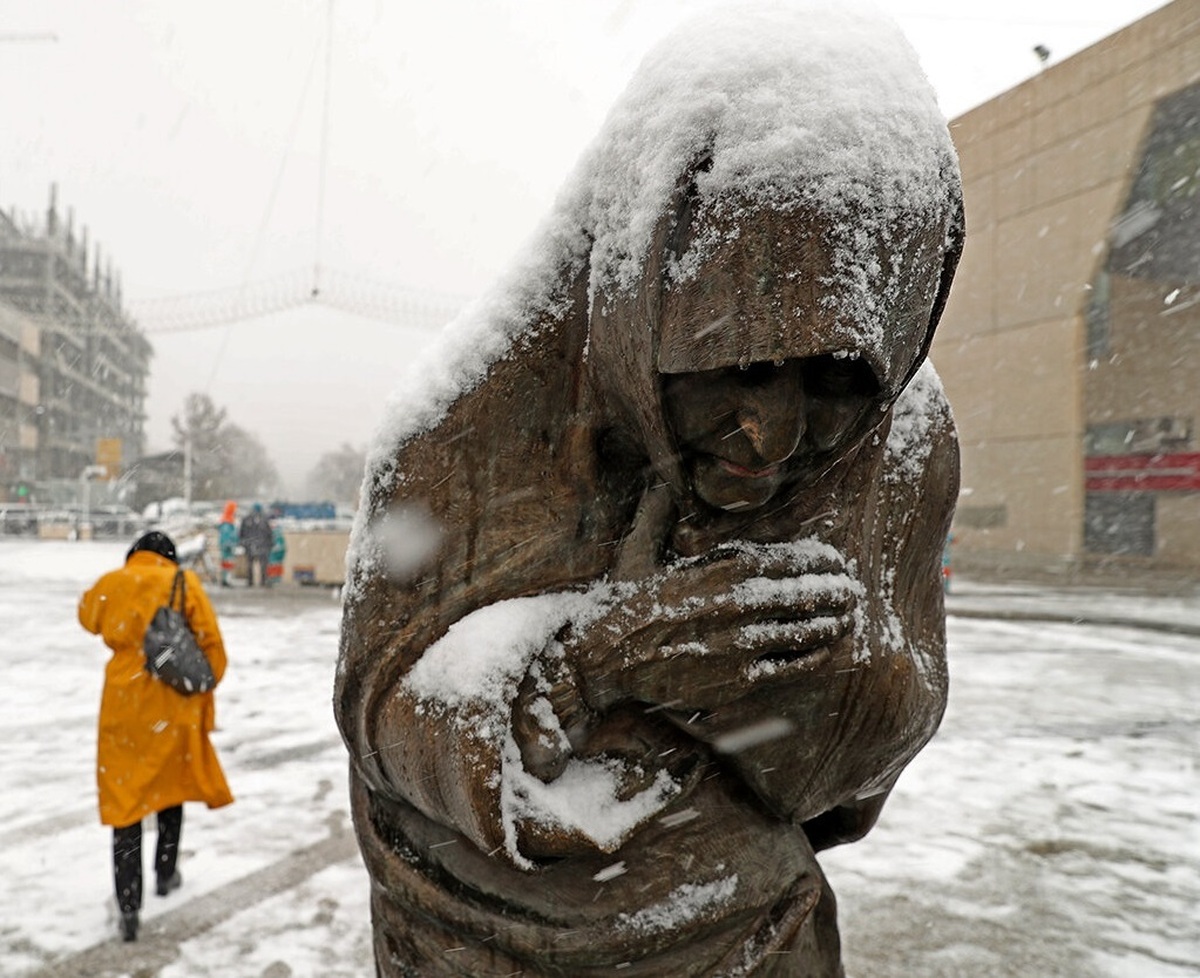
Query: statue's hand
[
  {"left": 511, "top": 652, "right": 592, "bottom": 783},
  {"left": 508, "top": 652, "right": 704, "bottom": 860},
  {"left": 570, "top": 539, "right": 862, "bottom": 711},
  {"left": 501, "top": 539, "right": 857, "bottom": 860}
]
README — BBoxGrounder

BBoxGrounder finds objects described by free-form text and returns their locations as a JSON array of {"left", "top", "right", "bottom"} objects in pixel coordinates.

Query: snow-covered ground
[
  {"left": 1, "top": 539, "right": 1196, "bottom": 977},
  {"left": 828, "top": 583, "right": 1200, "bottom": 978}
]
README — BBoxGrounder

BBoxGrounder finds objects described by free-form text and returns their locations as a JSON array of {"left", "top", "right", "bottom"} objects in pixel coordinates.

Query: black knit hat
[{"left": 127, "top": 530, "right": 178, "bottom": 564}]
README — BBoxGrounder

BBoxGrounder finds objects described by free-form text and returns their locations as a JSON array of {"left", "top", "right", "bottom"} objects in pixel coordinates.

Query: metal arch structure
[{"left": 124, "top": 268, "right": 473, "bottom": 336}]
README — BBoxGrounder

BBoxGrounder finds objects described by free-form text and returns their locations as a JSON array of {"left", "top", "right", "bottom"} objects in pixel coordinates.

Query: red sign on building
[{"left": 1085, "top": 453, "right": 1200, "bottom": 492}]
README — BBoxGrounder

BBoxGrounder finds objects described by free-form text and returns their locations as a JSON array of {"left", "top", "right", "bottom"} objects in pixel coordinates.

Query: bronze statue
[{"left": 337, "top": 5, "right": 963, "bottom": 975}]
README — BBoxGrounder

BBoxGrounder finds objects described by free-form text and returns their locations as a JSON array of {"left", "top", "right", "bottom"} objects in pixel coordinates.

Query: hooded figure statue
[{"left": 337, "top": 3, "right": 963, "bottom": 975}]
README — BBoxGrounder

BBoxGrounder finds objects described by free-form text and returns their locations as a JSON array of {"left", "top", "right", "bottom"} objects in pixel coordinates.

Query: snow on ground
[
  {"left": 1, "top": 540, "right": 371, "bottom": 978},
  {"left": 826, "top": 608, "right": 1200, "bottom": 977},
  {"left": 1, "top": 539, "right": 1197, "bottom": 977}
]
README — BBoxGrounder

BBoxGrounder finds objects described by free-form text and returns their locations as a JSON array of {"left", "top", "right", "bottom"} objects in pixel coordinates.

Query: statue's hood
[
  {"left": 577, "top": 1, "right": 963, "bottom": 499},
  {"left": 581, "top": 1, "right": 961, "bottom": 373}
]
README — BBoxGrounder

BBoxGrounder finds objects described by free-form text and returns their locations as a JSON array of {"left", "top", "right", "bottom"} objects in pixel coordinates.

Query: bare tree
[
  {"left": 306, "top": 442, "right": 365, "bottom": 504},
  {"left": 171, "top": 392, "right": 281, "bottom": 500}
]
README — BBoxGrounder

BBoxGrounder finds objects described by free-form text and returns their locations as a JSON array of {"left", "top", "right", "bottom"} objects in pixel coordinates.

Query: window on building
[
  {"left": 1106, "top": 81, "right": 1200, "bottom": 286},
  {"left": 1084, "top": 492, "right": 1155, "bottom": 556},
  {"left": 1085, "top": 417, "right": 1192, "bottom": 456},
  {"left": 1085, "top": 269, "right": 1110, "bottom": 359}
]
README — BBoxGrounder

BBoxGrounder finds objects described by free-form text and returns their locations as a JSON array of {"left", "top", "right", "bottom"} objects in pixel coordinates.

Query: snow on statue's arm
[
  {"left": 337, "top": 514, "right": 546, "bottom": 865},
  {"left": 337, "top": 498, "right": 864, "bottom": 869},
  {"left": 338, "top": 523, "right": 718, "bottom": 869},
  {"left": 401, "top": 591, "right": 690, "bottom": 869}
]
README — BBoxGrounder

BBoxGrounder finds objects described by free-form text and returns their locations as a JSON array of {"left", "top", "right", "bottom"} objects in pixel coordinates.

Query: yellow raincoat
[{"left": 79, "top": 550, "right": 234, "bottom": 828}]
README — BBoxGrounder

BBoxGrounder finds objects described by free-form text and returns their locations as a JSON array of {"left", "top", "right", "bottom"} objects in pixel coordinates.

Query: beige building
[{"left": 933, "top": 0, "right": 1200, "bottom": 575}]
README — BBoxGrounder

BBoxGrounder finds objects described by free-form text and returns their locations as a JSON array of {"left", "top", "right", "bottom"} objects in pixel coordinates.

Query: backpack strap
[{"left": 169, "top": 568, "right": 186, "bottom": 614}]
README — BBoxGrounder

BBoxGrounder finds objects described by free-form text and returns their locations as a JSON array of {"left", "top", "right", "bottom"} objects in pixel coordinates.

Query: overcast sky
[{"left": 0, "top": 0, "right": 1172, "bottom": 495}]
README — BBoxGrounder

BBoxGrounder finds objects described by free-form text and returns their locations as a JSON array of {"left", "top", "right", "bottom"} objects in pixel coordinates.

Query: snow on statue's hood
[{"left": 584, "top": 1, "right": 958, "bottom": 370}]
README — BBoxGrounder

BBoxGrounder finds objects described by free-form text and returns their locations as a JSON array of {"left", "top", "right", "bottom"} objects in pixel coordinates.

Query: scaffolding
[{"left": 0, "top": 184, "right": 150, "bottom": 495}]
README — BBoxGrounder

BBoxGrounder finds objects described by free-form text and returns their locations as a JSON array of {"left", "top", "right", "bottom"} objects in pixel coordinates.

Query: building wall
[
  {"left": 1087, "top": 277, "right": 1199, "bottom": 430},
  {"left": 1158, "top": 494, "right": 1200, "bottom": 566},
  {"left": 0, "top": 301, "right": 41, "bottom": 491},
  {"left": 933, "top": 0, "right": 1200, "bottom": 573}
]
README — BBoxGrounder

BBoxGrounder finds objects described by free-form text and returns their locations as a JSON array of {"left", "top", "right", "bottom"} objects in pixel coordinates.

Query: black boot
[
  {"left": 156, "top": 870, "right": 182, "bottom": 896},
  {"left": 113, "top": 821, "right": 143, "bottom": 942},
  {"left": 120, "top": 909, "right": 139, "bottom": 942}
]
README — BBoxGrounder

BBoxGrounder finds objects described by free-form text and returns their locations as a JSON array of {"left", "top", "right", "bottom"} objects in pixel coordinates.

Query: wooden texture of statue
[{"left": 337, "top": 4, "right": 964, "bottom": 975}]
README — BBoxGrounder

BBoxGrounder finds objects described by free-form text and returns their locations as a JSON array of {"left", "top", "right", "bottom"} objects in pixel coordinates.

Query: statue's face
[{"left": 662, "top": 354, "right": 879, "bottom": 512}]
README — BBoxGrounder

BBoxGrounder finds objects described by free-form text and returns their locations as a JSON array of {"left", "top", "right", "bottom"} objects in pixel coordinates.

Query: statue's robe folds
[{"left": 337, "top": 6, "right": 964, "bottom": 976}]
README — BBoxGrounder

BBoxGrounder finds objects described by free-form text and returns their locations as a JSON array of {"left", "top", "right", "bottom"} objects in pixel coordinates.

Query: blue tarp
[{"left": 269, "top": 501, "right": 337, "bottom": 520}]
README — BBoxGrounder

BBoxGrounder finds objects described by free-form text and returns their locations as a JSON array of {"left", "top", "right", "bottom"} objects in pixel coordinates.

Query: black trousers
[
  {"left": 112, "top": 805, "right": 183, "bottom": 914},
  {"left": 248, "top": 553, "right": 270, "bottom": 586}
]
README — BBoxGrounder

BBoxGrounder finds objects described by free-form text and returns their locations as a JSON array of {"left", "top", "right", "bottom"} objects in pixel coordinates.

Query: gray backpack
[{"left": 143, "top": 570, "right": 216, "bottom": 695}]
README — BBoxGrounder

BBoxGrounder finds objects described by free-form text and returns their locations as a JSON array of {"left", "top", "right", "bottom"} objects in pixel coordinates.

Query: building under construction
[{"left": 0, "top": 185, "right": 151, "bottom": 502}]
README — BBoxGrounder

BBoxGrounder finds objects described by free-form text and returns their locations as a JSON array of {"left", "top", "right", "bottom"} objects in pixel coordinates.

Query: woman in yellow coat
[{"left": 78, "top": 531, "right": 234, "bottom": 941}]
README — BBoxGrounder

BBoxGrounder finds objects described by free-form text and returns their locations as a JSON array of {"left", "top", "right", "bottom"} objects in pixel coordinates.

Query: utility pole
[
  {"left": 79, "top": 464, "right": 107, "bottom": 540},
  {"left": 312, "top": 0, "right": 334, "bottom": 299}
]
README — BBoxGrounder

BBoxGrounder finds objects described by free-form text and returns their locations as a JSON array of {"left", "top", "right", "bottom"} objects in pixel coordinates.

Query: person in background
[
  {"left": 217, "top": 500, "right": 238, "bottom": 587},
  {"left": 942, "top": 532, "right": 956, "bottom": 594},
  {"left": 267, "top": 518, "right": 287, "bottom": 586},
  {"left": 78, "top": 531, "right": 233, "bottom": 942},
  {"left": 238, "top": 503, "right": 273, "bottom": 587}
]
